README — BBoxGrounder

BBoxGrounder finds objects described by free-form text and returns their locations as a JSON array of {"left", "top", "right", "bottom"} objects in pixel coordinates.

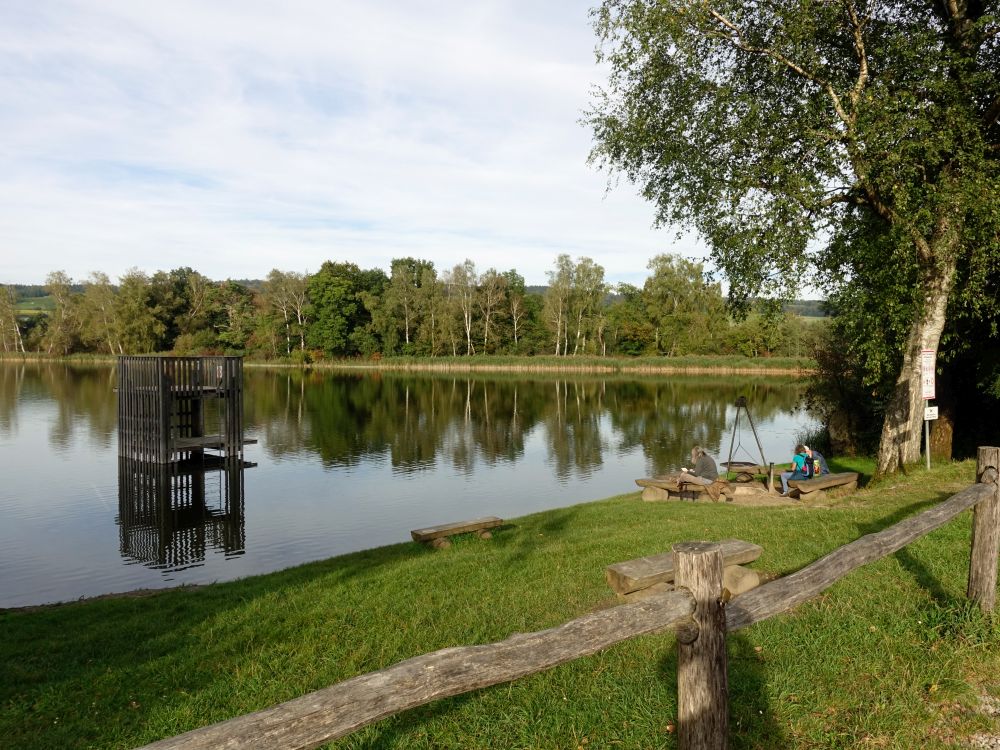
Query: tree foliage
[
  {"left": 589, "top": 0, "right": 1000, "bottom": 473},
  {"left": 9, "top": 255, "right": 826, "bottom": 363}
]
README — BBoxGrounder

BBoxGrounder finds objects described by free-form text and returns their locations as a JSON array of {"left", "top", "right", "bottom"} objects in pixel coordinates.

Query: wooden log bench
[
  {"left": 787, "top": 471, "right": 860, "bottom": 501},
  {"left": 634, "top": 477, "right": 733, "bottom": 502},
  {"left": 411, "top": 516, "right": 503, "bottom": 549},
  {"left": 605, "top": 538, "right": 764, "bottom": 597}
]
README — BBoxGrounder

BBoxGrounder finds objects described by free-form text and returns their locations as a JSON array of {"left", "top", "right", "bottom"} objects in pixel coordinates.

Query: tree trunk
[
  {"left": 930, "top": 407, "right": 954, "bottom": 462},
  {"left": 875, "top": 253, "right": 957, "bottom": 476}
]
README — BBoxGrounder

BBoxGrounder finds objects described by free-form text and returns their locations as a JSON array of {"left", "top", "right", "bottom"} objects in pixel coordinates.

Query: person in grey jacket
[{"left": 677, "top": 445, "right": 718, "bottom": 486}]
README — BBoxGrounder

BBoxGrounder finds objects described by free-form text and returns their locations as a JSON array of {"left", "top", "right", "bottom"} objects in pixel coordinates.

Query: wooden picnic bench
[
  {"left": 605, "top": 538, "right": 764, "bottom": 596},
  {"left": 411, "top": 516, "right": 503, "bottom": 549},
  {"left": 634, "top": 477, "right": 733, "bottom": 502},
  {"left": 787, "top": 471, "right": 860, "bottom": 501}
]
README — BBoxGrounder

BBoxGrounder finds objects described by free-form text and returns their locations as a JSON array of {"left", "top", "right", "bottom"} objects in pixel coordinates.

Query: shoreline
[
  {"left": 0, "top": 352, "right": 815, "bottom": 376},
  {"left": 1, "top": 470, "right": 836, "bottom": 613}
]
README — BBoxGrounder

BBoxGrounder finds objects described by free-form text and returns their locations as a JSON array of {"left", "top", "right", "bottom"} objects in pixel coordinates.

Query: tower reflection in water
[{"left": 116, "top": 455, "right": 252, "bottom": 573}]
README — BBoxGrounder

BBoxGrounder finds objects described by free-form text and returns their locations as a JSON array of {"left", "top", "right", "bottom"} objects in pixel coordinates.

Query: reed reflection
[{"left": 116, "top": 456, "right": 249, "bottom": 573}]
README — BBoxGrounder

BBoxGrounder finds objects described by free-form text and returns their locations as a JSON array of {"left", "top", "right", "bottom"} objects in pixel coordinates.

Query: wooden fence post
[
  {"left": 968, "top": 446, "right": 1000, "bottom": 612},
  {"left": 673, "top": 541, "right": 728, "bottom": 750}
]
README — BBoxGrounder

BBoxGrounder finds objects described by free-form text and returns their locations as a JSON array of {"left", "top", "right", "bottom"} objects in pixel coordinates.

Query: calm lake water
[{"left": 0, "top": 362, "right": 818, "bottom": 608}]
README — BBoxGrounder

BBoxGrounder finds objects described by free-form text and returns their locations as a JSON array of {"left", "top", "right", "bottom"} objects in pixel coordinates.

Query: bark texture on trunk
[{"left": 875, "top": 250, "right": 958, "bottom": 476}]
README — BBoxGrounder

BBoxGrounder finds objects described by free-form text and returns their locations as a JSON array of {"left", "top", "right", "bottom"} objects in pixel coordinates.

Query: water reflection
[
  {"left": 1, "top": 364, "right": 806, "bottom": 477},
  {"left": 243, "top": 370, "right": 804, "bottom": 476},
  {"left": 117, "top": 456, "right": 248, "bottom": 573},
  {"left": 0, "top": 362, "right": 814, "bottom": 607},
  {"left": 0, "top": 362, "right": 116, "bottom": 446}
]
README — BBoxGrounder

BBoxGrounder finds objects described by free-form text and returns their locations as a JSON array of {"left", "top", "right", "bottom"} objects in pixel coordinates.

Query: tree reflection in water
[
  {"left": 244, "top": 370, "right": 805, "bottom": 477},
  {"left": 0, "top": 363, "right": 813, "bottom": 606}
]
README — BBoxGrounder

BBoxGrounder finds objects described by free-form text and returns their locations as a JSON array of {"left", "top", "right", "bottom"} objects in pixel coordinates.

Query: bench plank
[
  {"left": 411, "top": 516, "right": 503, "bottom": 543},
  {"left": 635, "top": 477, "right": 732, "bottom": 499},
  {"left": 605, "top": 538, "right": 764, "bottom": 595},
  {"left": 788, "top": 472, "right": 859, "bottom": 493}
]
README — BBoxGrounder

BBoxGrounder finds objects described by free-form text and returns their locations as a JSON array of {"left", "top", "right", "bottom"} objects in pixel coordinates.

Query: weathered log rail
[{"left": 137, "top": 448, "right": 1000, "bottom": 750}]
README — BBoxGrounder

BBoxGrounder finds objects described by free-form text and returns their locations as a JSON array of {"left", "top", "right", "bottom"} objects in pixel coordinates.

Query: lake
[{"left": 0, "top": 362, "right": 817, "bottom": 608}]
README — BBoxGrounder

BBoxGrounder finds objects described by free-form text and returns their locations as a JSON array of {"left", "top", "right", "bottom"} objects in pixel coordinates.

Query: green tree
[
  {"left": 589, "top": 1, "right": 1000, "bottom": 474},
  {"left": 0, "top": 286, "right": 26, "bottom": 353},
  {"left": 444, "top": 260, "right": 478, "bottom": 355},
  {"left": 567, "top": 257, "right": 607, "bottom": 356},
  {"left": 607, "top": 283, "right": 655, "bottom": 356},
  {"left": 115, "top": 269, "right": 164, "bottom": 353},
  {"left": 544, "top": 254, "right": 574, "bottom": 355},
  {"left": 262, "top": 269, "right": 310, "bottom": 355},
  {"left": 307, "top": 262, "right": 387, "bottom": 357},
  {"left": 477, "top": 268, "right": 507, "bottom": 354},
  {"left": 502, "top": 270, "right": 529, "bottom": 351},
  {"left": 78, "top": 272, "right": 121, "bottom": 354},
  {"left": 414, "top": 268, "right": 446, "bottom": 356},
  {"left": 384, "top": 258, "right": 435, "bottom": 354},
  {"left": 43, "top": 271, "right": 79, "bottom": 355},
  {"left": 212, "top": 280, "right": 256, "bottom": 352},
  {"left": 643, "top": 254, "right": 726, "bottom": 355}
]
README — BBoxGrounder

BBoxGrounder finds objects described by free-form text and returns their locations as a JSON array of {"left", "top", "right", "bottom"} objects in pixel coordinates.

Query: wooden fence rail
[
  {"left": 139, "top": 591, "right": 696, "bottom": 749},
  {"left": 726, "top": 480, "right": 994, "bottom": 631},
  {"left": 137, "top": 447, "right": 1000, "bottom": 750}
]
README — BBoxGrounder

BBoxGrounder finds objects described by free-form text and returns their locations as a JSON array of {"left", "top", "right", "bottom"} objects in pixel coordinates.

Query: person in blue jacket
[{"left": 780, "top": 444, "right": 812, "bottom": 496}]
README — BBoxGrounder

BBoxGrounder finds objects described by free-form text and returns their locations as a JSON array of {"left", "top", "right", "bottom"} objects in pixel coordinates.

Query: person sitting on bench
[
  {"left": 804, "top": 445, "right": 830, "bottom": 476},
  {"left": 780, "top": 444, "right": 812, "bottom": 496},
  {"left": 677, "top": 445, "right": 718, "bottom": 487}
]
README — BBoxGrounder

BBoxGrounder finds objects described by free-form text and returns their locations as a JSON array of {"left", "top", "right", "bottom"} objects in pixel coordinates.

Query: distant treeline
[{"left": 1, "top": 254, "right": 826, "bottom": 360}]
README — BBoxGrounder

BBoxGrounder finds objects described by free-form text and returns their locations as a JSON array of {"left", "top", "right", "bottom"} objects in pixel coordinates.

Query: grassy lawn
[
  {"left": 2, "top": 457, "right": 998, "bottom": 749},
  {"left": 14, "top": 295, "right": 54, "bottom": 314}
]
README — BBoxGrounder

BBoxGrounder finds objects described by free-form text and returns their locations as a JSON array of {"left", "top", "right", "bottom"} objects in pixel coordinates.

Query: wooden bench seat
[
  {"left": 411, "top": 516, "right": 503, "bottom": 548},
  {"left": 634, "top": 477, "right": 733, "bottom": 502},
  {"left": 788, "top": 472, "right": 860, "bottom": 501},
  {"left": 605, "top": 538, "right": 763, "bottom": 595}
]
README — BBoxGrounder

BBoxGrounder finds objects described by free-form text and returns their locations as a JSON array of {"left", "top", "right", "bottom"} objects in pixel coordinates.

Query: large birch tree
[{"left": 589, "top": 0, "right": 999, "bottom": 474}]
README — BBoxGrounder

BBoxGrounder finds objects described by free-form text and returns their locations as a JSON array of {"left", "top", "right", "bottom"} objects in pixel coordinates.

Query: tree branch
[
  {"left": 844, "top": 0, "right": 869, "bottom": 109},
  {"left": 985, "top": 95, "right": 1000, "bottom": 127},
  {"left": 704, "top": 6, "right": 852, "bottom": 125}
]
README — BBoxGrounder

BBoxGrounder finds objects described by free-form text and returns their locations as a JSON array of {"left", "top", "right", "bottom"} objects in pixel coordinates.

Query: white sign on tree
[{"left": 921, "top": 350, "right": 936, "bottom": 400}]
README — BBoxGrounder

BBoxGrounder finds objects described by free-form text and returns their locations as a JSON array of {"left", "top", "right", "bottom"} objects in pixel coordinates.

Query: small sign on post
[{"left": 924, "top": 406, "right": 939, "bottom": 421}]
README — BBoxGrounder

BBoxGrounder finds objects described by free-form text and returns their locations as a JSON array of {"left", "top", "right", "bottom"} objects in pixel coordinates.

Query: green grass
[
  {"left": 2, "top": 459, "right": 998, "bottom": 749},
  {"left": 14, "top": 295, "right": 54, "bottom": 314}
]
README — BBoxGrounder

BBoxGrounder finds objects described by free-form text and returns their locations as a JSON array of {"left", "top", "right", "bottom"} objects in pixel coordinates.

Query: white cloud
[{"left": 0, "top": 0, "right": 709, "bottom": 286}]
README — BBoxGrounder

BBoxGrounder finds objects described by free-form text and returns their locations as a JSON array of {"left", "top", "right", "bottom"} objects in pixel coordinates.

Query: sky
[{"left": 0, "top": 0, "right": 711, "bottom": 288}]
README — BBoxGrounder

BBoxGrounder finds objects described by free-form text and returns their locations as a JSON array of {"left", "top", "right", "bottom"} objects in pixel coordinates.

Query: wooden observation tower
[
  {"left": 115, "top": 356, "right": 255, "bottom": 571},
  {"left": 117, "top": 356, "right": 252, "bottom": 463}
]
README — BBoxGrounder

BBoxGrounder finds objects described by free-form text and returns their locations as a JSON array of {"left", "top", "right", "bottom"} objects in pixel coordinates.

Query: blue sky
[{"left": 0, "top": 0, "right": 708, "bottom": 286}]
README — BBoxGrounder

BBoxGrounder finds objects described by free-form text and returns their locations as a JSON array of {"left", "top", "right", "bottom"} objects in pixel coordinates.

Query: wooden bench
[
  {"left": 787, "top": 471, "right": 860, "bottom": 501},
  {"left": 634, "top": 477, "right": 733, "bottom": 502},
  {"left": 411, "top": 516, "right": 503, "bottom": 549},
  {"left": 605, "top": 538, "right": 763, "bottom": 596}
]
